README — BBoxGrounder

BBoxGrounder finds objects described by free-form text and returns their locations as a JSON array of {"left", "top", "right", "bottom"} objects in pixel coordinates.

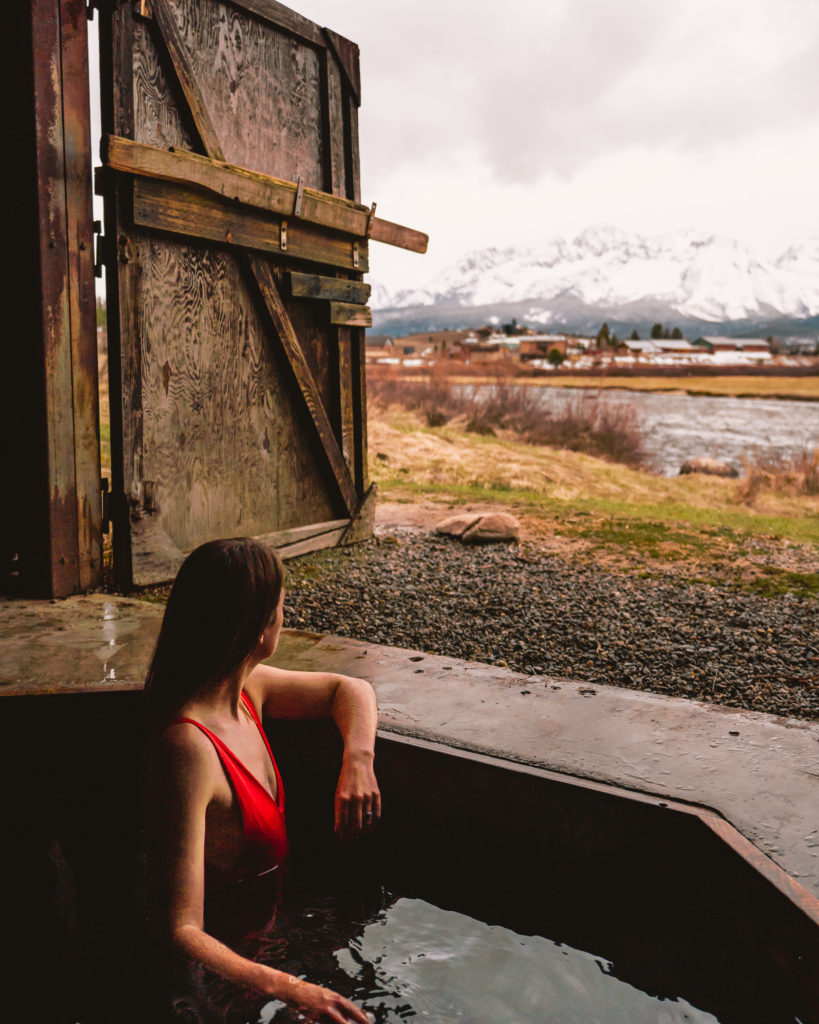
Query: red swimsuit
[{"left": 173, "top": 691, "right": 288, "bottom": 884}]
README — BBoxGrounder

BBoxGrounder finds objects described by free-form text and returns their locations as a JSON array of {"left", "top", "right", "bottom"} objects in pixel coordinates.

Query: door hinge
[
  {"left": 93, "top": 220, "right": 106, "bottom": 278},
  {"left": 86, "top": 0, "right": 109, "bottom": 20},
  {"left": 100, "top": 477, "right": 110, "bottom": 534}
]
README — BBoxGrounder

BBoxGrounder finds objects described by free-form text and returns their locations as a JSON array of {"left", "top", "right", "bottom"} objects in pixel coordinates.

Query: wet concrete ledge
[{"left": 1, "top": 593, "right": 817, "bottom": 896}]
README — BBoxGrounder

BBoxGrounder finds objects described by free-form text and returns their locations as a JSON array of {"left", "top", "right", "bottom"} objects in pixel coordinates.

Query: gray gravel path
[{"left": 283, "top": 533, "right": 819, "bottom": 721}]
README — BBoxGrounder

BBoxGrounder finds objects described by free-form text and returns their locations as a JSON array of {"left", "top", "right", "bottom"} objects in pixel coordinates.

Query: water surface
[
  {"left": 252, "top": 895, "right": 724, "bottom": 1024},
  {"left": 529, "top": 387, "right": 819, "bottom": 475}
]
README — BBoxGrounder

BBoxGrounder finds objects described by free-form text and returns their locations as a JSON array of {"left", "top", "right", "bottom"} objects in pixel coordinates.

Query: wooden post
[{"left": 0, "top": 0, "right": 101, "bottom": 597}]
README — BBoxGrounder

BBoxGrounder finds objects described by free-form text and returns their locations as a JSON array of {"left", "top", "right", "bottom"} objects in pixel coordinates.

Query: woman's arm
[
  {"left": 246, "top": 665, "right": 380, "bottom": 838},
  {"left": 142, "top": 725, "right": 370, "bottom": 1022}
]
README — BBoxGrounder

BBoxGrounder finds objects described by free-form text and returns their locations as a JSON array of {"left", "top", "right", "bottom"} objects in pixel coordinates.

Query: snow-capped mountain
[{"left": 370, "top": 228, "right": 819, "bottom": 336}]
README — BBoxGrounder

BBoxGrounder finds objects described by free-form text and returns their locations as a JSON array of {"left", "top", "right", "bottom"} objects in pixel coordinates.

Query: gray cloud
[{"left": 304, "top": 0, "right": 819, "bottom": 184}]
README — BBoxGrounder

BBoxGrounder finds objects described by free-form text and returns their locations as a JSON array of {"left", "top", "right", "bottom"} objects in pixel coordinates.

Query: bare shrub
[
  {"left": 737, "top": 448, "right": 819, "bottom": 502},
  {"left": 368, "top": 374, "right": 646, "bottom": 467},
  {"left": 368, "top": 375, "right": 454, "bottom": 425},
  {"left": 524, "top": 395, "right": 646, "bottom": 467}
]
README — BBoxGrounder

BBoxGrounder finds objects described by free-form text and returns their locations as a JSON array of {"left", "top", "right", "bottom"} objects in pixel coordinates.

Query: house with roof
[
  {"left": 364, "top": 333, "right": 395, "bottom": 362},
  {"left": 693, "top": 337, "right": 772, "bottom": 361}
]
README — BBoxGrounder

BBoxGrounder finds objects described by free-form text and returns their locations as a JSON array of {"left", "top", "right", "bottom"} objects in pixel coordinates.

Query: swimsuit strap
[
  {"left": 170, "top": 695, "right": 284, "bottom": 811},
  {"left": 240, "top": 691, "right": 285, "bottom": 812}
]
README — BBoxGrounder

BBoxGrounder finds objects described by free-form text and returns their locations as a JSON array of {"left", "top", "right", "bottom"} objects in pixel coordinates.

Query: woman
[{"left": 142, "top": 537, "right": 379, "bottom": 1023}]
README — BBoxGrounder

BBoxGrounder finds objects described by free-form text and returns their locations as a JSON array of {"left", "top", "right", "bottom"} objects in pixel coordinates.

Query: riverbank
[{"left": 369, "top": 367, "right": 819, "bottom": 401}]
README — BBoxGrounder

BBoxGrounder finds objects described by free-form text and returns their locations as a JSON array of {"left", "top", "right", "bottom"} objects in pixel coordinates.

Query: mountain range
[{"left": 370, "top": 228, "right": 819, "bottom": 339}]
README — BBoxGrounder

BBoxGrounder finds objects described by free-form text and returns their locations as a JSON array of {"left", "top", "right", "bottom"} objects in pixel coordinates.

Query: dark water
[
  {"left": 529, "top": 387, "right": 819, "bottom": 475},
  {"left": 235, "top": 893, "right": 725, "bottom": 1024}
]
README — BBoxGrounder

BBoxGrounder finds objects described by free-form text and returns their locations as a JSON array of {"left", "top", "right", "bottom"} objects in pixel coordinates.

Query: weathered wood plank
[
  {"left": 104, "top": 136, "right": 426, "bottom": 251},
  {"left": 352, "top": 326, "right": 369, "bottom": 493},
  {"left": 343, "top": 482, "right": 376, "bottom": 546},
  {"left": 322, "top": 48, "right": 347, "bottom": 197},
  {"left": 248, "top": 255, "right": 358, "bottom": 514},
  {"left": 133, "top": 177, "right": 370, "bottom": 273},
  {"left": 289, "top": 272, "right": 370, "bottom": 304},
  {"left": 227, "top": 0, "right": 326, "bottom": 49},
  {"left": 30, "top": 0, "right": 80, "bottom": 595},
  {"left": 278, "top": 525, "right": 348, "bottom": 559},
  {"left": 148, "top": 0, "right": 226, "bottom": 160},
  {"left": 62, "top": 0, "right": 102, "bottom": 591},
  {"left": 254, "top": 517, "right": 350, "bottom": 550},
  {"left": 369, "top": 218, "right": 428, "bottom": 253},
  {"left": 322, "top": 27, "right": 361, "bottom": 104},
  {"left": 105, "top": 134, "right": 367, "bottom": 228},
  {"left": 329, "top": 302, "right": 372, "bottom": 328},
  {"left": 337, "top": 325, "right": 355, "bottom": 469},
  {"left": 346, "top": 95, "right": 361, "bottom": 203}
]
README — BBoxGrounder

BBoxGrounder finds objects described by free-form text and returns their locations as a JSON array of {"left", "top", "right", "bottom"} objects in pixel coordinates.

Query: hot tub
[{"left": 1, "top": 693, "right": 816, "bottom": 1023}]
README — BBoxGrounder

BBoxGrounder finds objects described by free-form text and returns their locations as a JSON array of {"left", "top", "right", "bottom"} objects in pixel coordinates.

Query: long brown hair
[{"left": 144, "top": 538, "right": 284, "bottom": 720}]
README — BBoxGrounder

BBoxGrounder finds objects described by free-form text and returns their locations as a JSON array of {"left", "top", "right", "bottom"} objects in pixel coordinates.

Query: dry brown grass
[
  {"left": 367, "top": 404, "right": 819, "bottom": 535},
  {"left": 737, "top": 449, "right": 819, "bottom": 502}
]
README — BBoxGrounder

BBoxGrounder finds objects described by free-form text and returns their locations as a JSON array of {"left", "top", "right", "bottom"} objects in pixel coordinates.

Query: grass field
[
  {"left": 390, "top": 373, "right": 819, "bottom": 401},
  {"left": 368, "top": 405, "right": 819, "bottom": 595}
]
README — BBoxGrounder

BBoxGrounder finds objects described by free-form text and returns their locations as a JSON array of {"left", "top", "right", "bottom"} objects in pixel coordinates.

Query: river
[{"left": 525, "top": 386, "right": 819, "bottom": 475}]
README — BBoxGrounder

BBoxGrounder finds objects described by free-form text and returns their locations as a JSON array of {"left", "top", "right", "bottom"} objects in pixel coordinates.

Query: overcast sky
[{"left": 292, "top": 0, "right": 819, "bottom": 292}]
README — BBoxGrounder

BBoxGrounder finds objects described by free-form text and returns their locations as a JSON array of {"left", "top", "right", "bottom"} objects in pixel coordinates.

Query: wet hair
[{"left": 144, "top": 538, "right": 284, "bottom": 721}]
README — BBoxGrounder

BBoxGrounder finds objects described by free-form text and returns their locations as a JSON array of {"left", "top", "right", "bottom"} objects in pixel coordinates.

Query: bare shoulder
[{"left": 143, "top": 721, "right": 220, "bottom": 799}]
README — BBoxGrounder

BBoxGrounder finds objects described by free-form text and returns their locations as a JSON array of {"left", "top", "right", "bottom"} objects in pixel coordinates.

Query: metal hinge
[
  {"left": 100, "top": 477, "right": 110, "bottom": 534},
  {"left": 86, "top": 0, "right": 109, "bottom": 20},
  {"left": 93, "top": 221, "right": 106, "bottom": 278}
]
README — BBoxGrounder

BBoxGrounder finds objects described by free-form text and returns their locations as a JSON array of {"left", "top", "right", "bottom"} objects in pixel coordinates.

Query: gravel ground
[{"left": 283, "top": 532, "right": 819, "bottom": 721}]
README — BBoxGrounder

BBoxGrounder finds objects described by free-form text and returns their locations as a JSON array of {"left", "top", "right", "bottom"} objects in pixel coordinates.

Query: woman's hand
[
  {"left": 335, "top": 750, "right": 381, "bottom": 840},
  {"left": 273, "top": 974, "right": 371, "bottom": 1023}
]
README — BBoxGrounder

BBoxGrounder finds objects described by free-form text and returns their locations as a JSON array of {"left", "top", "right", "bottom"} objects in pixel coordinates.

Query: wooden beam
[
  {"left": 342, "top": 482, "right": 377, "bottom": 546},
  {"left": 62, "top": 0, "right": 102, "bottom": 591},
  {"left": 254, "top": 517, "right": 350, "bottom": 551},
  {"left": 133, "top": 177, "right": 369, "bottom": 273},
  {"left": 277, "top": 525, "right": 348, "bottom": 559},
  {"left": 337, "top": 325, "right": 355, "bottom": 469},
  {"left": 369, "top": 217, "right": 427, "bottom": 253},
  {"left": 352, "top": 326, "right": 368, "bottom": 493},
  {"left": 104, "top": 134, "right": 428, "bottom": 253},
  {"left": 228, "top": 0, "right": 327, "bottom": 48},
  {"left": 322, "top": 27, "right": 361, "bottom": 105},
  {"left": 329, "top": 302, "right": 372, "bottom": 328},
  {"left": 248, "top": 255, "right": 358, "bottom": 514},
  {"left": 289, "top": 272, "right": 370, "bottom": 304}
]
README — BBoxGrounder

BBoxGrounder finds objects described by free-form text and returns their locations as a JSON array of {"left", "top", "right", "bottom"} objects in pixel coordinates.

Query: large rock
[
  {"left": 679, "top": 457, "right": 739, "bottom": 479},
  {"left": 435, "top": 512, "right": 520, "bottom": 544}
]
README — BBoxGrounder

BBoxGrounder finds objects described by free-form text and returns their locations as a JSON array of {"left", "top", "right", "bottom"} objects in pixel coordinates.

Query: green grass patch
[
  {"left": 376, "top": 477, "right": 819, "bottom": 545},
  {"left": 744, "top": 568, "right": 819, "bottom": 598}
]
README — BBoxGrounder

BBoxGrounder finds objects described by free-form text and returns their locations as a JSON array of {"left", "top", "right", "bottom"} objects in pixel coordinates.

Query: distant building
[
  {"left": 520, "top": 334, "right": 572, "bottom": 359},
  {"left": 391, "top": 330, "right": 475, "bottom": 357},
  {"left": 694, "top": 337, "right": 772, "bottom": 360},
  {"left": 651, "top": 338, "right": 697, "bottom": 354},
  {"left": 364, "top": 333, "right": 395, "bottom": 362}
]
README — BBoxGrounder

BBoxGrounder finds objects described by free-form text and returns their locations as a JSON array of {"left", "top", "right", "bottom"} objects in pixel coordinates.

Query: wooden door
[{"left": 98, "top": 0, "right": 423, "bottom": 587}]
